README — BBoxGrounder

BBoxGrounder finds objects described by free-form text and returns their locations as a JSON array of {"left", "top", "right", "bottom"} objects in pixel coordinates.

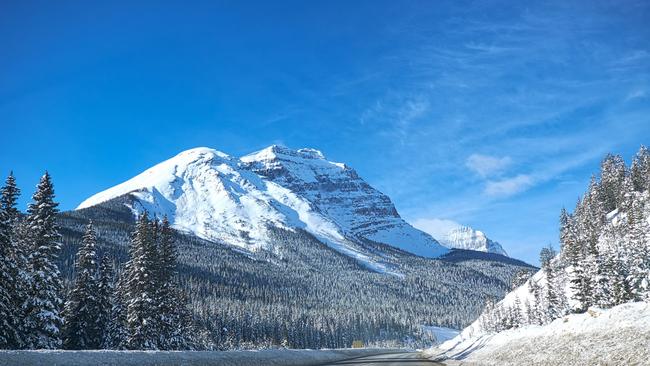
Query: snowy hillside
[
  {"left": 428, "top": 302, "right": 650, "bottom": 366},
  {"left": 438, "top": 226, "right": 508, "bottom": 256},
  {"left": 431, "top": 148, "right": 650, "bottom": 363},
  {"left": 77, "top": 146, "right": 448, "bottom": 264}
]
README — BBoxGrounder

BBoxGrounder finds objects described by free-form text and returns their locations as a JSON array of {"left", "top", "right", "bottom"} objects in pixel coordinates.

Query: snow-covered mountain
[
  {"left": 439, "top": 226, "right": 508, "bottom": 256},
  {"left": 77, "top": 146, "right": 448, "bottom": 264}
]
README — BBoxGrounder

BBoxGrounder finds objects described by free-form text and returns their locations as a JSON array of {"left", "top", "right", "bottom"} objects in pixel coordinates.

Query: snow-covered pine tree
[
  {"left": 62, "top": 222, "right": 101, "bottom": 349},
  {"left": 511, "top": 296, "right": 523, "bottom": 328},
  {"left": 479, "top": 297, "right": 496, "bottom": 333},
  {"left": 592, "top": 226, "right": 616, "bottom": 308},
  {"left": 97, "top": 256, "right": 114, "bottom": 347},
  {"left": 104, "top": 270, "right": 128, "bottom": 349},
  {"left": 626, "top": 199, "right": 650, "bottom": 301},
  {"left": 0, "top": 172, "right": 22, "bottom": 348},
  {"left": 540, "top": 244, "right": 564, "bottom": 319},
  {"left": 566, "top": 199, "right": 593, "bottom": 312},
  {"left": 156, "top": 216, "right": 193, "bottom": 350},
  {"left": 125, "top": 212, "right": 159, "bottom": 350},
  {"left": 598, "top": 153, "right": 627, "bottom": 212},
  {"left": 630, "top": 145, "right": 650, "bottom": 193},
  {"left": 529, "top": 277, "right": 546, "bottom": 325},
  {"left": 22, "top": 172, "right": 64, "bottom": 349}
]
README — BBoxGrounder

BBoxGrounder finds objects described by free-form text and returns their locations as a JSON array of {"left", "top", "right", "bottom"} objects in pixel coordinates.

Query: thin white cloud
[
  {"left": 626, "top": 88, "right": 647, "bottom": 101},
  {"left": 484, "top": 174, "right": 534, "bottom": 198},
  {"left": 411, "top": 217, "right": 461, "bottom": 240},
  {"left": 466, "top": 154, "right": 512, "bottom": 178}
]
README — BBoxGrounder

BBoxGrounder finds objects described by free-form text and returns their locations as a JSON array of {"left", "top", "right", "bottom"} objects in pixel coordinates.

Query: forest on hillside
[
  {"left": 0, "top": 171, "right": 533, "bottom": 350},
  {"left": 478, "top": 146, "right": 650, "bottom": 332}
]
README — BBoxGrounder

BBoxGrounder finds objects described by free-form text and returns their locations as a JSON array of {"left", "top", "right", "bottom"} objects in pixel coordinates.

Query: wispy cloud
[
  {"left": 466, "top": 154, "right": 512, "bottom": 178},
  {"left": 484, "top": 174, "right": 534, "bottom": 198},
  {"left": 625, "top": 88, "right": 647, "bottom": 101},
  {"left": 410, "top": 217, "right": 461, "bottom": 240}
]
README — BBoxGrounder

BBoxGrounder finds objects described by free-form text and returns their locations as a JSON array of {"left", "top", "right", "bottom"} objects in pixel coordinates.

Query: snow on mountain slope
[
  {"left": 78, "top": 148, "right": 297, "bottom": 250},
  {"left": 428, "top": 302, "right": 650, "bottom": 366},
  {"left": 77, "top": 146, "right": 448, "bottom": 265},
  {"left": 439, "top": 226, "right": 508, "bottom": 256},
  {"left": 241, "top": 145, "right": 448, "bottom": 258}
]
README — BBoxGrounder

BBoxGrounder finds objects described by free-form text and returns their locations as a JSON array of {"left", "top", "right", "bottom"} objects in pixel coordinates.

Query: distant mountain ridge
[
  {"left": 78, "top": 146, "right": 449, "bottom": 269},
  {"left": 438, "top": 226, "right": 508, "bottom": 256}
]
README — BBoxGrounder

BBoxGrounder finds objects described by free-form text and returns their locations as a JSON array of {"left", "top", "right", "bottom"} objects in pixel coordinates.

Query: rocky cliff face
[{"left": 240, "top": 145, "right": 447, "bottom": 258}]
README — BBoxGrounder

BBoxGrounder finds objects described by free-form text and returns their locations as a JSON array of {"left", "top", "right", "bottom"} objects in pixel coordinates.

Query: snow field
[{"left": 427, "top": 302, "right": 650, "bottom": 366}]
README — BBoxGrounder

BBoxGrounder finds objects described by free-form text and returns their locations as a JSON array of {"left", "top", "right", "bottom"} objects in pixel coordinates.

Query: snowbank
[
  {"left": 426, "top": 302, "right": 650, "bottom": 366},
  {"left": 0, "top": 348, "right": 403, "bottom": 366}
]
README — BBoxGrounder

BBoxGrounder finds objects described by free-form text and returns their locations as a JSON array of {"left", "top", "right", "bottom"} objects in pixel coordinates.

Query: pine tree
[
  {"left": 125, "top": 212, "right": 159, "bottom": 350},
  {"left": 22, "top": 172, "right": 64, "bottom": 349},
  {"left": 479, "top": 297, "right": 496, "bottom": 333},
  {"left": 62, "top": 222, "right": 101, "bottom": 349},
  {"left": 97, "top": 256, "right": 114, "bottom": 347},
  {"left": 598, "top": 154, "right": 627, "bottom": 212},
  {"left": 540, "top": 245, "right": 563, "bottom": 319},
  {"left": 529, "top": 279, "right": 546, "bottom": 325},
  {"left": 564, "top": 201, "right": 591, "bottom": 313},
  {"left": 0, "top": 172, "right": 22, "bottom": 348},
  {"left": 626, "top": 199, "right": 650, "bottom": 301},
  {"left": 630, "top": 145, "right": 650, "bottom": 193},
  {"left": 156, "top": 216, "right": 192, "bottom": 349},
  {"left": 104, "top": 270, "right": 128, "bottom": 349}
]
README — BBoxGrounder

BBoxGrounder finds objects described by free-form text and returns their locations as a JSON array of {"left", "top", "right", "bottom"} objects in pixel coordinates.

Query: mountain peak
[
  {"left": 77, "top": 146, "right": 449, "bottom": 263},
  {"left": 440, "top": 226, "right": 508, "bottom": 256},
  {"left": 178, "top": 147, "right": 232, "bottom": 160},
  {"left": 243, "top": 145, "right": 328, "bottom": 162}
]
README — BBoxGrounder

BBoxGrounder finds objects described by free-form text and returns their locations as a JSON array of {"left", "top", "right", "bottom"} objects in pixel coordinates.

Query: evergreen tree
[
  {"left": 125, "top": 212, "right": 159, "bottom": 349},
  {"left": 62, "top": 222, "right": 101, "bottom": 349},
  {"left": 0, "top": 172, "right": 22, "bottom": 348},
  {"left": 630, "top": 145, "right": 650, "bottom": 193},
  {"left": 104, "top": 270, "right": 128, "bottom": 349},
  {"left": 598, "top": 153, "right": 627, "bottom": 212},
  {"left": 156, "top": 216, "right": 193, "bottom": 349},
  {"left": 529, "top": 279, "right": 546, "bottom": 325},
  {"left": 540, "top": 245, "right": 563, "bottom": 319},
  {"left": 626, "top": 200, "right": 650, "bottom": 301},
  {"left": 22, "top": 172, "right": 63, "bottom": 349},
  {"left": 97, "top": 256, "right": 115, "bottom": 347},
  {"left": 563, "top": 202, "right": 591, "bottom": 312}
]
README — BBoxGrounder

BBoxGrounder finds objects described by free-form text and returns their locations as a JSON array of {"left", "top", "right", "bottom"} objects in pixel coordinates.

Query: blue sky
[{"left": 1, "top": 0, "right": 648, "bottom": 264}]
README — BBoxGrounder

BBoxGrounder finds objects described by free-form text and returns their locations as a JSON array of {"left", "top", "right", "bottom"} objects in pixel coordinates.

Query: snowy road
[{"left": 320, "top": 352, "right": 444, "bottom": 366}]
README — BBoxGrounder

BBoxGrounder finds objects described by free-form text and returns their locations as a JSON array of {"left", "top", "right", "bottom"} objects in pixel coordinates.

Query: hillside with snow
[
  {"left": 77, "top": 146, "right": 448, "bottom": 271},
  {"left": 428, "top": 302, "right": 650, "bottom": 366},
  {"left": 428, "top": 148, "right": 650, "bottom": 364}
]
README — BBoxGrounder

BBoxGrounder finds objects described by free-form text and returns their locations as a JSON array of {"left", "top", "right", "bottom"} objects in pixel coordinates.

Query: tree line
[
  {"left": 0, "top": 172, "right": 192, "bottom": 350},
  {"left": 479, "top": 146, "right": 650, "bottom": 332}
]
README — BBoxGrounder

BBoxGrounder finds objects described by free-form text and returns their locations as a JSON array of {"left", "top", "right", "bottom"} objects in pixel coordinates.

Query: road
[{"left": 320, "top": 352, "right": 445, "bottom": 366}]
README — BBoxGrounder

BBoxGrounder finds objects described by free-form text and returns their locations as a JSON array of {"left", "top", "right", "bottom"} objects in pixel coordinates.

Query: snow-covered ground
[
  {"left": 420, "top": 325, "right": 459, "bottom": 345},
  {"left": 0, "top": 348, "right": 404, "bottom": 366},
  {"left": 426, "top": 302, "right": 650, "bottom": 366}
]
